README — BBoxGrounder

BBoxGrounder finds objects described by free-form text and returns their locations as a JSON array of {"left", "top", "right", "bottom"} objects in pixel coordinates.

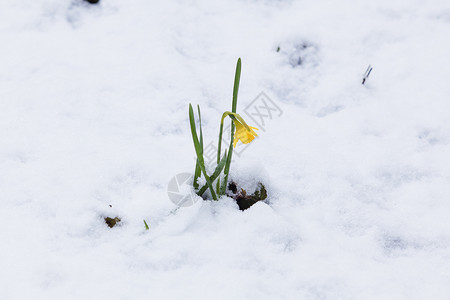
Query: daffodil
[
  {"left": 189, "top": 58, "right": 262, "bottom": 199},
  {"left": 215, "top": 110, "right": 258, "bottom": 194},
  {"left": 233, "top": 119, "right": 258, "bottom": 147},
  {"left": 217, "top": 111, "right": 258, "bottom": 148}
]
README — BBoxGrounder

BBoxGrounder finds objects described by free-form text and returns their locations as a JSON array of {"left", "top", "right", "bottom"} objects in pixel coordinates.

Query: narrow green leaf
[
  {"left": 216, "top": 168, "right": 221, "bottom": 195},
  {"left": 189, "top": 104, "right": 202, "bottom": 156},
  {"left": 199, "top": 151, "right": 227, "bottom": 196},
  {"left": 198, "top": 105, "right": 204, "bottom": 149},
  {"left": 189, "top": 104, "right": 217, "bottom": 200},
  {"left": 143, "top": 219, "right": 149, "bottom": 230},
  {"left": 194, "top": 160, "right": 201, "bottom": 189},
  {"left": 193, "top": 105, "right": 203, "bottom": 189},
  {"left": 232, "top": 58, "right": 241, "bottom": 113},
  {"left": 221, "top": 58, "right": 241, "bottom": 194}
]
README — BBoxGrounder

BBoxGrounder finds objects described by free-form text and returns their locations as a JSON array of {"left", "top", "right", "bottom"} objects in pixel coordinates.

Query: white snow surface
[{"left": 1, "top": 0, "right": 450, "bottom": 299}]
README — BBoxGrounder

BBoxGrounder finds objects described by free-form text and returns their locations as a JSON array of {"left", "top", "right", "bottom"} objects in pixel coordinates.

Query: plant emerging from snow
[{"left": 189, "top": 58, "right": 258, "bottom": 200}]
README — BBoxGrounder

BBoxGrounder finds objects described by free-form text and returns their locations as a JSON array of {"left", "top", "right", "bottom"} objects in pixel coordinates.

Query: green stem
[{"left": 216, "top": 112, "right": 230, "bottom": 194}]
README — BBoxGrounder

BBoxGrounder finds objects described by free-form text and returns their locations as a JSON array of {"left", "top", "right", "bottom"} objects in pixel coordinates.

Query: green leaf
[
  {"left": 199, "top": 151, "right": 227, "bottom": 196},
  {"left": 143, "top": 219, "right": 149, "bottom": 230},
  {"left": 232, "top": 58, "right": 241, "bottom": 113},
  {"left": 221, "top": 58, "right": 241, "bottom": 195},
  {"left": 189, "top": 104, "right": 217, "bottom": 200},
  {"left": 189, "top": 104, "right": 202, "bottom": 156},
  {"left": 193, "top": 105, "right": 203, "bottom": 189},
  {"left": 198, "top": 105, "right": 204, "bottom": 148}
]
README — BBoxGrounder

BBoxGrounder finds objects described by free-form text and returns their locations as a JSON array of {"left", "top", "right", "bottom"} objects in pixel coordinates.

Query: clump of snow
[{"left": 1, "top": 0, "right": 450, "bottom": 299}]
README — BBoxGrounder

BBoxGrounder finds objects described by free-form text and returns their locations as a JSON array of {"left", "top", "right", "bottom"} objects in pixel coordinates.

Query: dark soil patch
[{"left": 227, "top": 181, "right": 267, "bottom": 211}]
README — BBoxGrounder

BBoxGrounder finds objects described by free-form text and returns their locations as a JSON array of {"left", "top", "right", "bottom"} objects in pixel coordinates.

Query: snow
[{"left": 1, "top": 0, "right": 450, "bottom": 299}]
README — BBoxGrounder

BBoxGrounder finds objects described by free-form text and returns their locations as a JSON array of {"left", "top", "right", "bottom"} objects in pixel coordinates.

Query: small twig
[{"left": 362, "top": 65, "right": 373, "bottom": 85}]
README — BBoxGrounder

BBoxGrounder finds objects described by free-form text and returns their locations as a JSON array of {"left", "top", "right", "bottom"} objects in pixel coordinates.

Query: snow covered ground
[{"left": 1, "top": 0, "right": 450, "bottom": 298}]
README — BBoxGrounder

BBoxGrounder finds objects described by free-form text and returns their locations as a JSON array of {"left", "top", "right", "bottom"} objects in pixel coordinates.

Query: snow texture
[{"left": 1, "top": 0, "right": 450, "bottom": 299}]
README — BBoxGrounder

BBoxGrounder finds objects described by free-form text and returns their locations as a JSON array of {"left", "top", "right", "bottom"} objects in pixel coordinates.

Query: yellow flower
[{"left": 233, "top": 119, "right": 258, "bottom": 147}]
